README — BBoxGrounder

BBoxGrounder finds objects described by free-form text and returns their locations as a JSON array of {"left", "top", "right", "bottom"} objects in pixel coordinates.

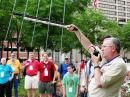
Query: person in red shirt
[
  {"left": 22, "top": 52, "right": 40, "bottom": 97},
  {"left": 78, "top": 59, "right": 87, "bottom": 97},
  {"left": 38, "top": 52, "right": 56, "bottom": 97}
]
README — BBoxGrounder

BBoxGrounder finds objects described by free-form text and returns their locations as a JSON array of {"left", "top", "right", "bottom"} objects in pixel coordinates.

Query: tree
[
  {"left": 13, "top": 0, "right": 91, "bottom": 52},
  {"left": 120, "top": 21, "right": 130, "bottom": 51},
  {"left": 0, "top": 0, "right": 125, "bottom": 57}
]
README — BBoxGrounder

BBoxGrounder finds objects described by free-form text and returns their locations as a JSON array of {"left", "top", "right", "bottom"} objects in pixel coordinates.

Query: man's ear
[{"left": 112, "top": 45, "right": 116, "bottom": 52}]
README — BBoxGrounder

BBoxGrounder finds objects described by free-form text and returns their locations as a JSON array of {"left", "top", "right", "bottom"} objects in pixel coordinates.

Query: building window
[
  {"left": 126, "top": 2, "right": 130, "bottom": 6},
  {"left": 110, "top": 5, "right": 116, "bottom": 9},
  {"left": 110, "top": 11, "right": 116, "bottom": 15},
  {"left": 98, "top": 4, "right": 116, "bottom": 9},
  {"left": 99, "top": 0, "right": 116, "bottom": 3},
  {"left": 118, "top": 12, "right": 126, "bottom": 16},
  {"left": 127, "top": 13, "right": 130, "bottom": 17},
  {"left": 118, "top": 6, "right": 125, "bottom": 11},
  {"left": 109, "top": 17, "right": 117, "bottom": 21},
  {"left": 127, "top": 7, "right": 130, "bottom": 12},
  {"left": 117, "top": 0, "right": 125, "bottom": 5},
  {"left": 101, "top": 10, "right": 116, "bottom": 15},
  {"left": 108, "top": 0, "right": 116, "bottom": 3},
  {"left": 107, "top": 16, "right": 117, "bottom": 21}
]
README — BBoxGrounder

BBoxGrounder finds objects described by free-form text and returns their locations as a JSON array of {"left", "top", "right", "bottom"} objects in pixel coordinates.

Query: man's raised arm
[{"left": 67, "top": 24, "right": 94, "bottom": 54}]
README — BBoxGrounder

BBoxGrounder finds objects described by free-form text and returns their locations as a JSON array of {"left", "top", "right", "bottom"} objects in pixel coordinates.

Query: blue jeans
[{"left": 11, "top": 74, "right": 18, "bottom": 97}]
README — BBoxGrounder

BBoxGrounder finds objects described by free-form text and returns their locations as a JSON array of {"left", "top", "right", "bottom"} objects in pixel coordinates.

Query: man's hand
[
  {"left": 67, "top": 24, "right": 79, "bottom": 32},
  {"left": 91, "top": 53, "right": 101, "bottom": 66},
  {"left": 52, "top": 80, "right": 56, "bottom": 84},
  {"left": 25, "top": 63, "right": 29, "bottom": 67}
]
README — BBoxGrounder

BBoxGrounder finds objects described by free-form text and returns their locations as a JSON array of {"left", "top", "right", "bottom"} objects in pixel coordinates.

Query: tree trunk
[{"left": 7, "top": 41, "right": 9, "bottom": 60}]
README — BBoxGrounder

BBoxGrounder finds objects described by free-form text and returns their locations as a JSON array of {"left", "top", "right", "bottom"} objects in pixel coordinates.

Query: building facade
[{"left": 97, "top": 0, "right": 130, "bottom": 25}]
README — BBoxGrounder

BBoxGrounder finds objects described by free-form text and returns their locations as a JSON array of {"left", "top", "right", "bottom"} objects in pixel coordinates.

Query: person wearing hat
[{"left": 58, "top": 56, "right": 70, "bottom": 78}]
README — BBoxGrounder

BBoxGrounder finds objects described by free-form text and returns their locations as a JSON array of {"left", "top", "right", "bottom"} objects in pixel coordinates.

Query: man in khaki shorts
[{"left": 23, "top": 52, "right": 40, "bottom": 97}]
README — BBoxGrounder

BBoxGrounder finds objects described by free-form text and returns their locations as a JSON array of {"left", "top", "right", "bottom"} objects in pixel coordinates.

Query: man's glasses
[{"left": 101, "top": 45, "right": 113, "bottom": 48}]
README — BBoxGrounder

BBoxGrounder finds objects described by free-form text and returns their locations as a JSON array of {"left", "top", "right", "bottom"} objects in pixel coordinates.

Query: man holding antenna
[{"left": 66, "top": 24, "right": 126, "bottom": 97}]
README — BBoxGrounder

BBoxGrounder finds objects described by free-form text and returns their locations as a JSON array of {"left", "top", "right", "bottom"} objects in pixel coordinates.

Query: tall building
[{"left": 97, "top": 0, "right": 130, "bottom": 25}]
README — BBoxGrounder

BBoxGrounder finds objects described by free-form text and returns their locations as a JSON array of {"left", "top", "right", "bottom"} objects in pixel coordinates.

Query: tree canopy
[{"left": 0, "top": 0, "right": 130, "bottom": 55}]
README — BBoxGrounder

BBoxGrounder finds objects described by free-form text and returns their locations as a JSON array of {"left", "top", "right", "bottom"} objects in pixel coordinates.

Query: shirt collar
[{"left": 107, "top": 55, "right": 120, "bottom": 64}]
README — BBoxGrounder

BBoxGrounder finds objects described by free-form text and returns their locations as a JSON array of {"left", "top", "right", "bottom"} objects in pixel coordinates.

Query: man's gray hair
[{"left": 111, "top": 37, "right": 121, "bottom": 53}]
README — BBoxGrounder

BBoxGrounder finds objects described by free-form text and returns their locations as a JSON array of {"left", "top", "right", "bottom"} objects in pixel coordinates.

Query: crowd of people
[{"left": 0, "top": 24, "right": 129, "bottom": 97}]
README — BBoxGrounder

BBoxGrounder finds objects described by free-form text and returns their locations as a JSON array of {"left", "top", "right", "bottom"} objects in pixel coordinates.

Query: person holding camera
[{"left": 67, "top": 24, "right": 126, "bottom": 97}]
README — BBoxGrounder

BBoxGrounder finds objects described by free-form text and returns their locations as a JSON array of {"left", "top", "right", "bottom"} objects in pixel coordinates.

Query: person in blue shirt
[
  {"left": 58, "top": 56, "right": 70, "bottom": 78},
  {"left": 0, "top": 58, "right": 14, "bottom": 97}
]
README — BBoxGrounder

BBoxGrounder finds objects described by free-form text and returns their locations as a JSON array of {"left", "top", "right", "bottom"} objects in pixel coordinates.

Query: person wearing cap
[
  {"left": 0, "top": 58, "right": 14, "bottom": 97},
  {"left": 7, "top": 52, "right": 22, "bottom": 97},
  {"left": 58, "top": 56, "right": 70, "bottom": 78}
]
